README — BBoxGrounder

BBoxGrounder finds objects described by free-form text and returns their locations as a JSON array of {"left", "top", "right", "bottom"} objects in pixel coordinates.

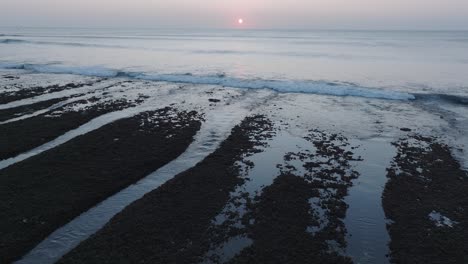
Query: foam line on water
[
  {"left": 15, "top": 92, "right": 267, "bottom": 264},
  {"left": 136, "top": 74, "right": 415, "bottom": 100},
  {"left": 0, "top": 62, "right": 416, "bottom": 100}
]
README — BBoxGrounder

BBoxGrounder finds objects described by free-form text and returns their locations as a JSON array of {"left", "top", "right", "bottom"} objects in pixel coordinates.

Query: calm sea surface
[{"left": 1, "top": 28, "right": 468, "bottom": 98}]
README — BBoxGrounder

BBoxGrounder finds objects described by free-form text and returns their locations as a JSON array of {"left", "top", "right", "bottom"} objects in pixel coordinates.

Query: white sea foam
[
  {"left": 0, "top": 62, "right": 415, "bottom": 100},
  {"left": 136, "top": 73, "right": 415, "bottom": 100}
]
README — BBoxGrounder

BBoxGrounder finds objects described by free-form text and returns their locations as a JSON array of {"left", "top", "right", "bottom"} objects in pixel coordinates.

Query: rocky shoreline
[{"left": 1, "top": 73, "right": 467, "bottom": 264}]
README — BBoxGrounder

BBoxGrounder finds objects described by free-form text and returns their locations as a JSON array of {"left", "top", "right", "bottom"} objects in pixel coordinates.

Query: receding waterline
[{"left": 0, "top": 62, "right": 416, "bottom": 101}]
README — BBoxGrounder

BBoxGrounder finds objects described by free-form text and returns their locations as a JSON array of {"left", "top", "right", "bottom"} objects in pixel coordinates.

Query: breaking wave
[
  {"left": 0, "top": 62, "right": 416, "bottom": 100},
  {"left": 414, "top": 93, "right": 468, "bottom": 106}
]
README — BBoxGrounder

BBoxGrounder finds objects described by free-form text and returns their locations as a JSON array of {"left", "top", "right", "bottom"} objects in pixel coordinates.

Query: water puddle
[
  {"left": 344, "top": 138, "right": 396, "bottom": 264},
  {"left": 203, "top": 128, "right": 387, "bottom": 263},
  {"left": 202, "top": 129, "right": 326, "bottom": 263},
  {"left": 235, "top": 130, "right": 311, "bottom": 196}
]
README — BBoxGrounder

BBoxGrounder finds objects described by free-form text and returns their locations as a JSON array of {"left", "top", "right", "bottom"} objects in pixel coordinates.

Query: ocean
[{"left": 1, "top": 28, "right": 468, "bottom": 99}]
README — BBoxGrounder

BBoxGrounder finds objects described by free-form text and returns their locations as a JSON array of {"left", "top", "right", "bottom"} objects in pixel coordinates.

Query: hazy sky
[{"left": 1, "top": 0, "right": 468, "bottom": 29}]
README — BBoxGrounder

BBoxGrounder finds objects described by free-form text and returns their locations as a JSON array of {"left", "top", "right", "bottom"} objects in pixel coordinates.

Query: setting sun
[{"left": 238, "top": 18, "right": 244, "bottom": 24}]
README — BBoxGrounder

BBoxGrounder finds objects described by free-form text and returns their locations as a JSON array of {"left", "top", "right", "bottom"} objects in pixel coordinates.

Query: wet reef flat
[
  {"left": 60, "top": 122, "right": 363, "bottom": 264},
  {"left": 59, "top": 115, "right": 274, "bottom": 263},
  {"left": 383, "top": 136, "right": 468, "bottom": 264},
  {"left": 1, "top": 70, "right": 468, "bottom": 264},
  {"left": 0, "top": 98, "right": 64, "bottom": 122},
  {"left": 0, "top": 94, "right": 146, "bottom": 160},
  {"left": 229, "top": 173, "right": 351, "bottom": 264},
  {"left": 0, "top": 107, "right": 202, "bottom": 263},
  {"left": 0, "top": 78, "right": 101, "bottom": 104},
  {"left": 213, "top": 130, "right": 360, "bottom": 264}
]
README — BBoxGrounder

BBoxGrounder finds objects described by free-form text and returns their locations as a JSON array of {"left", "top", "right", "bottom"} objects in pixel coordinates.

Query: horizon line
[{"left": 1, "top": 26, "right": 468, "bottom": 32}]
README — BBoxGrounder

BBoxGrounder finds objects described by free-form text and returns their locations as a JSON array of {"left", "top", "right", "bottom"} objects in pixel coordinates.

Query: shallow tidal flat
[
  {"left": 0, "top": 107, "right": 202, "bottom": 262},
  {"left": 0, "top": 71, "right": 467, "bottom": 264}
]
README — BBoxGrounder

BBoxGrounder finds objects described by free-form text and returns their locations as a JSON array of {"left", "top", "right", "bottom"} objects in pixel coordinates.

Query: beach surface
[{"left": 0, "top": 67, "right": 467, "bottom": 264}]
